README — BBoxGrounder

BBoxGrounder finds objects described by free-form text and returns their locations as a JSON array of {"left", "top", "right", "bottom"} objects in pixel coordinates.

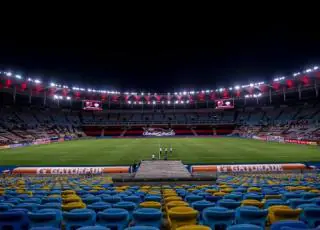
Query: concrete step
[{"left": 135, "top": 160, "right": 191, "bottom": 179}]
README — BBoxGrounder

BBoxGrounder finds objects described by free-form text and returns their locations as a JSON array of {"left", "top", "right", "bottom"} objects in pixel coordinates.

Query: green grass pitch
[{"left": 0, "top": 137, "right": 319, "bottom": 166}]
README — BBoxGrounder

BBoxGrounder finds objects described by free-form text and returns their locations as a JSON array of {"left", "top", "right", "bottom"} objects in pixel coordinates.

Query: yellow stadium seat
[
  {"left": 168, "top": 206, "right": 198, "bottom": 230},
  {"left": 205, "top": 189, "right": 218, "bottom": 194},
  {"left": 164, "top": 193, "right": 178, "bottom": 198},
  {"left": 62, "top": 202, "right": 86, "bottom": 211},
  {"left": 268, "top": 205, "right": 301, "bottom": 224},
  {"left": 286, "top": 186, "right": 312, "bottom": 192},
  {"left": 165, "top": 196, "right": 183, "bottom": 204},
  {"left": 213, "top": 192, "right": 226, "bottom": 196},
  {"left": 92, "top": 186, "right": 104, "bottom": 190},
  {"left": 62, "top": 190, "right": 75, "bottom": 196},
  {"left": 151, "top": 186, "right": 161, "bottom": 190},
  {"left": 248, "top": 187, "right": 262, "bottom": 192},
  {"left": 63, "top": 196, "right": 81, "bottom": 204},
  {"left": 48, "top": 194, "right": 61, "bottom": 198},
  {"left": 148, "top": 191, "right": 161, "bottom": 195},
  {"left": 241, "top": 199, "right": 263, "bottom": 208},
  {"left": 220, "top": 188, "right": 233, "bottom": 193},
  {"left": 141, "top": 186, "right": 151, "bottom": 190},
  {"left": 140, "top": 201, "right": 162, "bottom": 209},
  {"left": 166, "top": 201, "right": 189, "bottom": 212},
  {"left": 219, "top": 184, "right": 228, "bottom": 188},
  {"left": 196, "top": 185, "right": 209, "bottom": 189}
]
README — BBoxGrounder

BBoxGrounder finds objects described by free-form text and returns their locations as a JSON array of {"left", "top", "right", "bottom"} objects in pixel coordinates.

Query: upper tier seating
[
  {"left": 235, "top": 111, "right": 250, "bottom": 124},
  {"left": 0, "top": 104, "right": 319, "bottom": 142},
  {"left": 276, "top": 107, "right": 299, "bottom": 124},
  {"left": 16, "top": 108, "right": 39, "bottom": 126},
  {"left": 0, "top": 105, "right": 318, "bottom": 127},
  {"left": 247, "top": 111, "right": 264, "bottom": 125},
  {"left": 221, "top": 111, "right": 235, "bottom": 123}
]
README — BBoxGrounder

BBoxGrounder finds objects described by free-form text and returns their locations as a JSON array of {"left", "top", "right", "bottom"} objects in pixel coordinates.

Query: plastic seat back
[
  {"left": 132, "top": 208, "right": 162, "bottom": 228},
  {"left": 0, "top": 210, "right": 29, "bottom": 230}
]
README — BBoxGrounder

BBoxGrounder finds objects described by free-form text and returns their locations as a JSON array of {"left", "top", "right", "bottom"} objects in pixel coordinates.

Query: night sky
[{"left": 0, "top": 13, "right": 319, "bottom": 93}]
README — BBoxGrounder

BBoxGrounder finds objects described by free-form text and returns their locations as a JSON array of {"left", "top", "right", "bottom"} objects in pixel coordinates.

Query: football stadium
[{"left": 0, "top": 67, "right": 320, "bottom": 230}]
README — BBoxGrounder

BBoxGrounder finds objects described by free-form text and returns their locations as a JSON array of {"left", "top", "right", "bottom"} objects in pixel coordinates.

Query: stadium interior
[{"left": 0, "top": 69, "right": 320, "bottom": 229}]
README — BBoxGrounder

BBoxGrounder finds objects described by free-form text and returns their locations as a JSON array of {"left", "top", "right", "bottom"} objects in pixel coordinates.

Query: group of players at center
[{"left": 152, "top": 146, "right": 173, "bottom": 160}]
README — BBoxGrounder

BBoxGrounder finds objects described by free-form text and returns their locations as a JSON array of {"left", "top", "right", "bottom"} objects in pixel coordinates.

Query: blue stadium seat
[
  {"left": 301, "top": 207, "right": 320, "bottom": 228},
  {"left": 63, "top": 208, "right": 96, "bottom": 230},
  {"left": 218, "top": 199, "right": 241, "bottom": 209},
  {"left": 97, "top": 208, "right": 129, "bottom": 230},
  {"left": 270, "top": 220, "right": 308, "bottom": 230},
  {"left": 0, "top": 210, "right": 30, "bottom": 230},
  {"left": 227, "top": 224, "right": 263, "bottom": 230},
  {"left": 235, "top": 206, "right": 268, "bottom": 227},
  {"left": 77, "top": 226, "right": 111, "bottom": 230},
  {"left": 87, "top": 202, "right": 112, "bottom": 213},
  {"left": 28, "top": 209, "right": 62, "bottom": 228},
  {"left": 202, "top": 207, "right": 235, "bottom": 229},
  {"left": 132, "top": 208, "right": 162, "bottom": 229}
]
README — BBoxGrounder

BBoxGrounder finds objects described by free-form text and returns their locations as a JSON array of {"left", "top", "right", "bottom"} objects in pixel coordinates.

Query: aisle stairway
[
  {"left": 191, "top": 128, "right": 198, "bottom": 136},
  {"left": 120, "top": 129, "right": 127, "bottom": 137},
  {"left": 135, "top": 160, "right": 191, "bottom": 179}
]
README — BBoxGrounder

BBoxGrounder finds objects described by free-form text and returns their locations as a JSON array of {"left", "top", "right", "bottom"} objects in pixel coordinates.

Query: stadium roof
[{"left": 1, "top": 65, "right": 320, "bottom": 104}]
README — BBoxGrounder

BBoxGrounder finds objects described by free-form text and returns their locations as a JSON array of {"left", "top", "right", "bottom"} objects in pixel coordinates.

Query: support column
[
  {"left": 28, "top": 88, "right": 32, "bottom": 104},
  {"left": 43, "top": 91, "right": 47, "bottom": 106},
  {"left": 269, "top": 88, "right": 272, "bottom": 104},
  {"left": 298, "top": 84, "right": 302, "bottom": 100},
  {"left": 13, "top": 86, "right": 16, "bottom": 104}
]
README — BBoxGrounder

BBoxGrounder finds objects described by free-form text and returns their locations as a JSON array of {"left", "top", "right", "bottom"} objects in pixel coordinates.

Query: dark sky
[{"left": 0, "top": 11, "right": 319, "bottom": 92}]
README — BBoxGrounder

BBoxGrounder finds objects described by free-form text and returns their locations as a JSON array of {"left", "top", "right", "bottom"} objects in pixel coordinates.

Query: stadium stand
[
  {"left": 0, "top": 103, "right": 320, "bottom": 143},
  {"left": 0, "top": 173, "right": 318, "bottom": 229}
]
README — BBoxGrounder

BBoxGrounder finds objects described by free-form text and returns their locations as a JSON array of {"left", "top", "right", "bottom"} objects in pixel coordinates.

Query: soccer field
[{"left": 0, "top": 137, "right": 319, "bottom": 166}]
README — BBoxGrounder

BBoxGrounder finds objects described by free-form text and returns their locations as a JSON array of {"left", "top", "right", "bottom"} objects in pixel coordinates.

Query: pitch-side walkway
[{"left": 134, "top": 160, "right": 191, "bottom": 179}]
